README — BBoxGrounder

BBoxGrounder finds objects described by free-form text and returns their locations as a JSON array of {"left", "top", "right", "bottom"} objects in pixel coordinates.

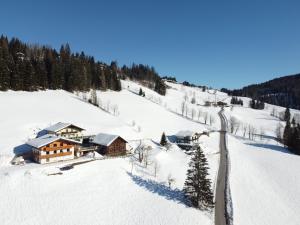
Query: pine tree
[
  {"left": 284, "top": 107, "right": 291, "bottom": 122},
  {"left": 160, "top": 132, "right": 167, "bottom": 146},
  {"left": 291, "top": 117, "right": 296, "bottom": 127},
  {"left": 183, "top": 146, "right": 214, "bottom": 210},
  {"left": 139, "top": 88, "right": 143, "bottom": 96},
  {"left": 283, "top": 120, "right": 292, "bottom": 147}
]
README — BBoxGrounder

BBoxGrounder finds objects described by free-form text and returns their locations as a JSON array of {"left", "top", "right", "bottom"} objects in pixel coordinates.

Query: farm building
[
  {"left": 175, "top": 130, "right": 200, "bottom": 144},
  {"left": 44, "top": 122, "right": 85, "bottom": 141},
  {"left": 26, "top": 134, "right": 81, "bottom": 164},
  {"left": 92, "top": 133, "right": 127, "bottom": 156}
]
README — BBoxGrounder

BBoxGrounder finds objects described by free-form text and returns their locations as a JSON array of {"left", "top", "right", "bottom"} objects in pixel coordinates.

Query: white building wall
[{"left": 39, "top": 147, "right": 74, "bottom": 164}]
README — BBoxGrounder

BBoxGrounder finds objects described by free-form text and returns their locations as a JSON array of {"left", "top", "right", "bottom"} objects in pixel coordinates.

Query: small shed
[{"left": 92, "top": 133, "right": 127, "bottom": 156}]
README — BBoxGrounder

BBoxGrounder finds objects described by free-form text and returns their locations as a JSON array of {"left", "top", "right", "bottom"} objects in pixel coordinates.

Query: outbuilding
[{"left": 92, "top": 133, "right": 127, "bottom": 156}]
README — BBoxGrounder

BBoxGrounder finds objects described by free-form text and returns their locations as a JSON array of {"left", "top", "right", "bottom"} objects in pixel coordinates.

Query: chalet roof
[
  {"left": 26, "top": 134, "right": 81, "bottom": 148},
  {"left": 92, "top": 133, "right": 127, "bottom": 146},
  {"left": 45, "top": 122, "right": 85, "bottom": 132},
  {"left": 175, "top": 130, "right": 197, "bottom": 138}
]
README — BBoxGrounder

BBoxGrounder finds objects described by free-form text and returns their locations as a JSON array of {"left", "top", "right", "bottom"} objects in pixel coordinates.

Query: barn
[{"left": 92, "top": 133, "right": 127, "bottom": 156}]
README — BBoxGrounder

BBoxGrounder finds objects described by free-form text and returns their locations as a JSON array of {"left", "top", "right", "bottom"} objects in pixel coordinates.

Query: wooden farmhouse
[
  {"left": 26, "top": 134, "right": 81, "bottom": 164},
  {"left": 92, "top": 133, "right": 127, "bottom": 156},
  {"left": 175, "top": 130, "right": 199, "bottom": 144},
  {"left": 44, "top": 122, "right": 85, "bottom": 141}
]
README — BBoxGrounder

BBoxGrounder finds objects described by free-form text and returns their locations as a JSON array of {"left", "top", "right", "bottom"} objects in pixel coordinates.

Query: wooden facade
[
  {"left": 97, "top": 137, "right": 127, "bottom": 156},
  {"left": 32, "top": 140, "right": 76, "bottom": 164}
]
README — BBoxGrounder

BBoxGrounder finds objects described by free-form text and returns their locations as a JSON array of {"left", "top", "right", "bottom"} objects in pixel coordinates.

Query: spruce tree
[
  {"left": 283, "top": 120, "right": 292, "bottom": 147},
  {"left": 139, "top": 88, "right": 143, "bottom": 96},
  {"left": 291, "top": 117, "right": 296, "bottom": 127},
  {"left": 284, "top": 107, "right": 291, "bottom": 122},
  {"left": 183, "top": 146, "right": 214, "bottom": 210},
  {"left": 160, "top": 132, "right": 167, "bottom": 146}
]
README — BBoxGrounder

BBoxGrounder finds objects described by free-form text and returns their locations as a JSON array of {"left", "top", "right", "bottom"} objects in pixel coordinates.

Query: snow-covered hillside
[
  {"left": 223, "top": 98, "right": 300, "bottom": 225},
  {"left": 0, "top": 81, "right": 222, "bottom": 225},
  {"left": 1, "top": 79, "right": 300, "bottom": 225}
]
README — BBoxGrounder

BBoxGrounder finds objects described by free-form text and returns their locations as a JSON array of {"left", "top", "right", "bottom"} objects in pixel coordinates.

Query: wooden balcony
[
  {"left": 38, "top": 151, "right": 73, "bottom": 159},
  {"left": 42, "top": 145, "right": 74, "bottom": 151}
]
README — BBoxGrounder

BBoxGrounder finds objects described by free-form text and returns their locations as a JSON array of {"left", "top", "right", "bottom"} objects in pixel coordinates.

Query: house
[
  {"left": 26, "top": 134, "right": 81, "bottom": 164},
  {"left": 92, "top": 133, "right": 127, "bottom": 156},
  {"left": 217, "top": 101, "right": 227, "bottom": 106},
  {"left": 175, "top": 130, "right": 200, "bottom": 144},
  {"left": 44, "top": 122, "right": 85, "bottom": 141},
  {"left": 204, "top": 101, "right": 213, "bottom": 107}
]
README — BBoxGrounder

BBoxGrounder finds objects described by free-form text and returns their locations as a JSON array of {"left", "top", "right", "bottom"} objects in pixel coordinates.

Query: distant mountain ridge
[{"left": 221, "top": 74, "right": 300, "bottom": 109}]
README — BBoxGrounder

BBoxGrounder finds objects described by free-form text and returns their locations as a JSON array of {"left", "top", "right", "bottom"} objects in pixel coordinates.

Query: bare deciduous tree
[
  {"left": 181, "top": 101, "right": 186, "bottom": 116},
  {"left": 242, "top": 123, "right": 248, "bottom": 137},
  {"left": 276, "top": 122, "right": 283, "bottom": 141},
  {"left": 191, "top": 108, "right": 196, "bottom": 120},
  {"left": 209, "top": 115, "right": 215, "bottom": 126},
  {"left": 167, "top": 173, "right": 175, "bottom": 188},
  {"left": 153, "top": 161, "right": 160, "bottom": 177},
  {"left": 197, "top": 109, "right": 202, "bottom": 121},
  {"left": 260, "top": 127, "right": 265, "bottom": 140},
  {"left": 143, "top": 146, "right": 152, "bottom": 168},
  {"left": 112, "top": 104, "right": 119, "bottom": 116},
  {"left": 230, "top": 116, "right": 239, "bottom": 134},
  {"left": 204, "top": 112, "right": 208, "bottom": 124}
]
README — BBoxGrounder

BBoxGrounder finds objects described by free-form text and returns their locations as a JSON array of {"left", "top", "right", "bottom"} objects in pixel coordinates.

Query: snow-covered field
[
  {"left": 228, "top": 135, "right": 300, "bottom": 225},
  {"left": 0, "top": 81, "right": 221, "bottom": 225},
  {"left": 1, "top": 79, "right": 300, "bottom": 225},
  {"left": 224, "top": 102, "right": 300, "bottom": 225}
]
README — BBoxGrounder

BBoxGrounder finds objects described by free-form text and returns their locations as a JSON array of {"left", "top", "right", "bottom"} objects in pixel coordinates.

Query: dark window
[
  {"left": 46, "top": 151, "right": 49, "bottom": 155},
  {"left": 54, "top": 150, "right": 57, "bottom": 154},
  {"left": 60, "top": 150, "right": 63, "bottom": 153},
  {"left": 67, "top": 149, "right": 70, "bottom": 152},
  {"left": 53, "top": 144, "right": 57, "bottom": 147},
  {"left": 60, "top": 143, "right": 64, "bottom": 147}
]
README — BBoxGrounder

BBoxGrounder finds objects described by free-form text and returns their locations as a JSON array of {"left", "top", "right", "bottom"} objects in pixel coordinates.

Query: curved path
[{"left": 215, "top": 109, "right": 233, "bottom": 225}]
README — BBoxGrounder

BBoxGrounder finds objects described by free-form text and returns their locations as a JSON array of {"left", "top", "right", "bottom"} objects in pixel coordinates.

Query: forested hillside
[
  {"left": 0, "top": 35, "right": 166, "bottom": 95},
  {"left": 222, "top": 74, "right": 300, "bottom": 109}
]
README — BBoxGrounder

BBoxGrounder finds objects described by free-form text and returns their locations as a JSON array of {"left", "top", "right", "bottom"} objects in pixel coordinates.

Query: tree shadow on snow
[
  {"left": 127, "top": 172, "right": 188, "bottom": 206},
  {"left": 245, "top": 143, "right": 292, "bottom": 155}
]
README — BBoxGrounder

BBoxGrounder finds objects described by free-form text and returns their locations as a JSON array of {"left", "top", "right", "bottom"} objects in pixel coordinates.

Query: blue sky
[{"left": 1, "top": 0, "right": 300, "bottom": 88}]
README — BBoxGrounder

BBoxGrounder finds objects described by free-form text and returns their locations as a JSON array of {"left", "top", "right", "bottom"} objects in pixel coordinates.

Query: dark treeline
[
  {"left": 221, "top": 74, "right": 300, "bottom": 110},
  {"left": 120, "top": 64, "right": 166, "bottom": 95},
  {"left": 182, "top": 81, "right": 207, "bottom": 91},
  {"left": 0, "top": 35, "right": 166, "bottom": 95},
  {"left": 249, "top": 99, "right": 265, "bottom": 109},
  {"left": 230, "top": 96, "right": 243, "bottom": 106},
  {"left": 161, "top": 76, "right": 177, "bottom": 82}
]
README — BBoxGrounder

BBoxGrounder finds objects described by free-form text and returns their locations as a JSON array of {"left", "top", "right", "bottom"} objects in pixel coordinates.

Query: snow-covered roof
[
  {"left": 45, "top": 122, "right": 84, "bottom": 132},
  {"left": 26, "top": 134, "right": 81, "bottom": 148},
  {"left": 92, "top": 133, "right": 127, "bottom": 146},
  {"left": 175, "top": 130, "right": 197, "bottom": 138}
]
